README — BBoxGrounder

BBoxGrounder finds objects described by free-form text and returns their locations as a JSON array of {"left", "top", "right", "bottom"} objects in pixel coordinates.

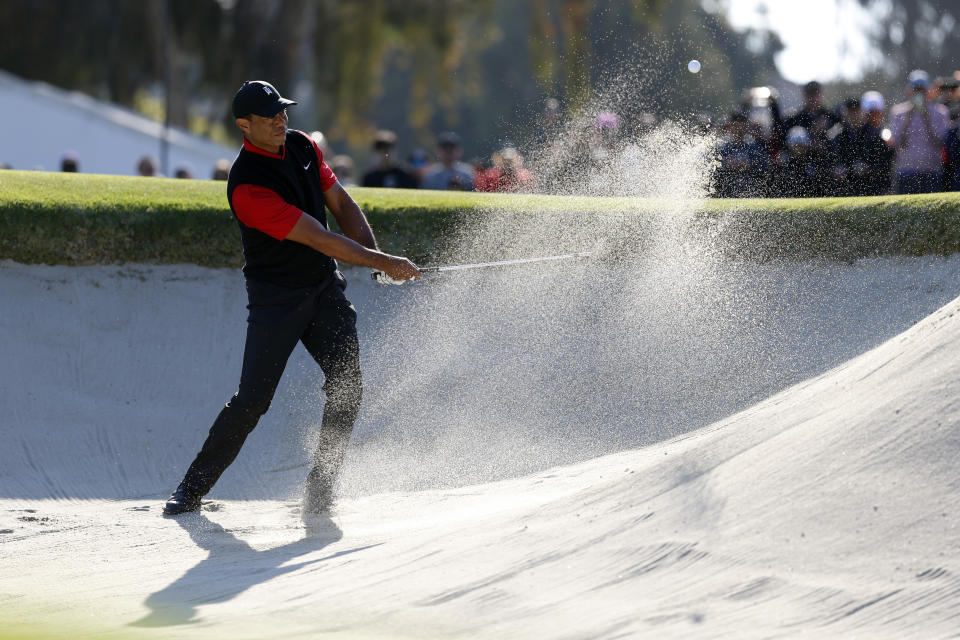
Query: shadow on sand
[{"left": 130, "top": 509, "right": 377, "bottom": 628}]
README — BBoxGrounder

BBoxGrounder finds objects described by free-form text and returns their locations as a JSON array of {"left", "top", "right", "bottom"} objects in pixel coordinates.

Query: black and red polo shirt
[{"left": 227, "top": 129, "right": 339, "bottom": 289}]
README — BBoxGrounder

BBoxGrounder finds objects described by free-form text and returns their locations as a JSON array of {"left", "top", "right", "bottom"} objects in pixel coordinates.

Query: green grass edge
[{"left": 3, "top": 170, "right": 960, "bottom": 267}]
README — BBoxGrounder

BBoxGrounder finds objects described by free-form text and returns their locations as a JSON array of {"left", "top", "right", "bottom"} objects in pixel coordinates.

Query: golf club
[{"left": 372, "top": 250, "right": 595, "bottom": 285}]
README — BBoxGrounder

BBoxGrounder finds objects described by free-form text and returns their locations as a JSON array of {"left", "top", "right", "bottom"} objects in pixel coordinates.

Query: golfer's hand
[{"left": 382, "top": 256, "right": 422, "bottom": 282}]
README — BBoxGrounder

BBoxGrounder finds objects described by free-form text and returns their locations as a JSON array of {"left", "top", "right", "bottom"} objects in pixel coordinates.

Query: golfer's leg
[
  {"left": 181, "top": 304, "right": 305, "bottom": 497},
  {"left": 300, "top": 288, "right": 362, "bottom": 508}
]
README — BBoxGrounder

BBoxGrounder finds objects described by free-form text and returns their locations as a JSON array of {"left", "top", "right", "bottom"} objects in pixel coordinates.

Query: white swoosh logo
[{"left": 303, "top": 160, "right": 312, "bottom": 170}]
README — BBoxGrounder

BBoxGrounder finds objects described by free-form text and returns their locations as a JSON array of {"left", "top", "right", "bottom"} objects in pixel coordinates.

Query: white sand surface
[{"left": 2, "top": 258, "right": 960, "bottom": 638}]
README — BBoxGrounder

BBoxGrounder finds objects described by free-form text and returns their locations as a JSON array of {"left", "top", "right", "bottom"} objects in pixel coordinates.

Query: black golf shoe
[{"left": 163, "top": 482, "right": 202, "bottom": 515}]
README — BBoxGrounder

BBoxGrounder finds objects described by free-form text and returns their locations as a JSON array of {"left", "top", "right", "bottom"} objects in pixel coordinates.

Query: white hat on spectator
[
  {"left": 861, "top": 90, "right": 885, "bottom": 112},
  {"left": 786, "top": 126, "right": 811, "bottom": 147},
  {"left": 907, "top": 69, "right": 930, "bottom": 90}
]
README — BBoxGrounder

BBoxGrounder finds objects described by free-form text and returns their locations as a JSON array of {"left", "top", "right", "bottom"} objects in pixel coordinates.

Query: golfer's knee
[{"left": 226, "top": 389, "right": 273, "bottom": 420}]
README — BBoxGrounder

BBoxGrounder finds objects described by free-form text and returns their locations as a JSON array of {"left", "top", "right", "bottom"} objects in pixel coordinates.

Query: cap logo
[{"left": 263, "top": 86, "right": 273, "bottom": 96}]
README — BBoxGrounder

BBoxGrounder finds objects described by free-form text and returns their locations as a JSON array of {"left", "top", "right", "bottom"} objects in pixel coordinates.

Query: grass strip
[{"left": 2, "top": 170, "right": 960, "bottom": 266}]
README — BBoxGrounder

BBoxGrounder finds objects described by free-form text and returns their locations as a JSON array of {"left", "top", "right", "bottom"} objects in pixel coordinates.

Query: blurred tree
[
  {"left": 853, "top": 0, "right": 960, "bottom": 79},
  {"left": 0, "top": 1, "right": 152, "bottom": 104},
  {"left": 0, "top": 0, "right": 780, "bottom": 159},
  {"left": 521, "top": 0, "right": 781, "bottom": 118}
]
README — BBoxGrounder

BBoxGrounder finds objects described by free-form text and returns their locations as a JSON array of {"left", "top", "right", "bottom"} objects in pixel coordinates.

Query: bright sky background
[{"left": 722, "top": 0, "right": 883, "bottom": 84}]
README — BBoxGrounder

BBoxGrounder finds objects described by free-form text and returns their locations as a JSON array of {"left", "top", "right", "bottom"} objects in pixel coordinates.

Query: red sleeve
[
  {"left": 302, "top": 131, "right": 338, "bottom": 191},
  {"left": 231, "top": 184, "right": 302, "bottom": 240}
]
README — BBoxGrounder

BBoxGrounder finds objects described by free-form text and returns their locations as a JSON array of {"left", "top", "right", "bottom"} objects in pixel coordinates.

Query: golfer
[{"left": 164, "top": 80, "right": 421, "bottom": 515}]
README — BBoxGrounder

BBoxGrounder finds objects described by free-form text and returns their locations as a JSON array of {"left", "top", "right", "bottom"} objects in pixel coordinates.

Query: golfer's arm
[
  {"left": 285, "top": 213, "right": 394, "bottom": 271},
  {"left": 323, "top": 182, "right": 379, "bottom": 250}
]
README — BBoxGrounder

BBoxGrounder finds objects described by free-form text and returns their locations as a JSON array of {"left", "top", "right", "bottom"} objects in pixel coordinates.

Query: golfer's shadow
[{"left": 130, "top": 509, "right": 375, "bottom": 628}]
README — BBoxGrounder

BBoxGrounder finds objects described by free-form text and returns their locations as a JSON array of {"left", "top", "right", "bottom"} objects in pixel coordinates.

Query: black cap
[
  {"left": 372, "top": 129, "right": 397, "bottom": 149},
  {"left": 232, "top": 81, "right": 297, "bottom": 119},
  {"left": 936, "top": 76, "right": 960, "bottom": 90},
  {"left": 803, "top": 80, "right": 822, "bottom": 94}
]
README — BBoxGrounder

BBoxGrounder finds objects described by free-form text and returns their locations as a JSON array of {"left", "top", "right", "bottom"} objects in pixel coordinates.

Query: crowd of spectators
[
  {"left": 713, "top": 69, "right": 960, "bottom": 198},
  {"left": 354, "top": 129, "right": 532, "bottom": 193},
  {"left": 9, "top": 67, "right": 959, "bottom": 199},
  {"left": 331, "top": 67, "right": 960, "bottom": 198}
]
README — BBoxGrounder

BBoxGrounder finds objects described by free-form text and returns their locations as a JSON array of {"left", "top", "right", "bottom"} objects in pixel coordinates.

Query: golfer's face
[{"left": 246, "top": 109, "right": 288, "bottom": 151}]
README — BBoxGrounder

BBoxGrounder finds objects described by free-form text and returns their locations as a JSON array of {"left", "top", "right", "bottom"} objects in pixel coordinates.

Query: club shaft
[
  {"left": 371, "top": 249, "right": 594, "bottom": 284},
  {"left": 419, "top": 251, "right": 592, "bottom": 273}
]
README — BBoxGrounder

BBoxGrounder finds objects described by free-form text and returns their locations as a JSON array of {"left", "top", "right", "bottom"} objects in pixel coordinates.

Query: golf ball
[{"left": 688, "top": 59, "right": 701, "bottom": 74}]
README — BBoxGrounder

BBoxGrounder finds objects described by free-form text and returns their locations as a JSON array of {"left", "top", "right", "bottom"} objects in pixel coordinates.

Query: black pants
[{"left": 181, "top": 275, "right": 362, "bottom": 497}]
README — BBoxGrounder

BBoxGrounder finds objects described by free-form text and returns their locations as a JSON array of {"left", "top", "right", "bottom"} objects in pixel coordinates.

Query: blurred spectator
[
  {"left": 542, "top": 97, "right": 561, "bottom": 131},
  {"left": 361, "top": 129, "right": 418, "bottom": 188},
  {"left": 855, "top": 91, "right": 895, "bottom": 195},
  {"left": 331, "top": 154, "right": 356, "bottom": 187},
  {"left": 590, "top": 110, "right": 622, "bottom": 166},
  {"left": 475, "top": 146, "right": 534, "bottom": 193},
  {"left": 633, "top": 111, "right": 659, "bottom": 136},
  {"left": 947, "top": 124, "right": 960, "bottom": 191},
  {"left": 137, "top": 155, "right": 158, "bottom": 177},
  {"left": 211, "top": 158, "right": 230, "bottom": 180},
  {"left": 785, "top": 81, "right": 840, "bottom": 134},
  {"left": 693, "top": 112, "right": 717, "bottom": 136},
  {"left": 572, "top": 110, "right": 627, "bottom": 195},
  {"left": 713, "top": 111, "right": 770, "bottom": 197},
  {"left": 934, "top": 76, "right": 960, "bottom": 116},
  {"left": 0, "top": 162, "right": 11, "bottom": 170},
  {"left": 174, "top": 166, "right": 194, "bottom": 179},
  {"left": 826, "top": 98, "right": 868, "bottom": 195},
  {"left": 596, "top": 109, "right": 619, "bottom": 129},
  {"left": 938, "top": 76, "right": 960, "bottom": 191},
  {"left": 407, "top": 148, "right": 432, "bottom": 184},
  {"left": 889, "top": 69, "right": 951, "bottom": 194},
  {"left": 861, "top": 91, "right": 886, "bottom": 123},
  {"left": 421, "top": 132, "right": 475, "bottom": 191},
  {"left": 741, "top": 86, "right": 777, "bottom": 141},
  {"left": 774, "top": 81, "right": 839, "bottom": 161},
  {"left": 773, "top": 127, "right": 829, "bottom": 197},
  {"left": 60, "top": 151, "right": 79, "bottom": 172},
  {"left": 532, "top": 97, "right": 564, "bottom": 151}
]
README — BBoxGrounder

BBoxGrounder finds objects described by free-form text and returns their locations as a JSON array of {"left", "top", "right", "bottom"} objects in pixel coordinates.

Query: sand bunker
[{"left": 2, "top": 257, "right": 960, "bottom": 638}]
